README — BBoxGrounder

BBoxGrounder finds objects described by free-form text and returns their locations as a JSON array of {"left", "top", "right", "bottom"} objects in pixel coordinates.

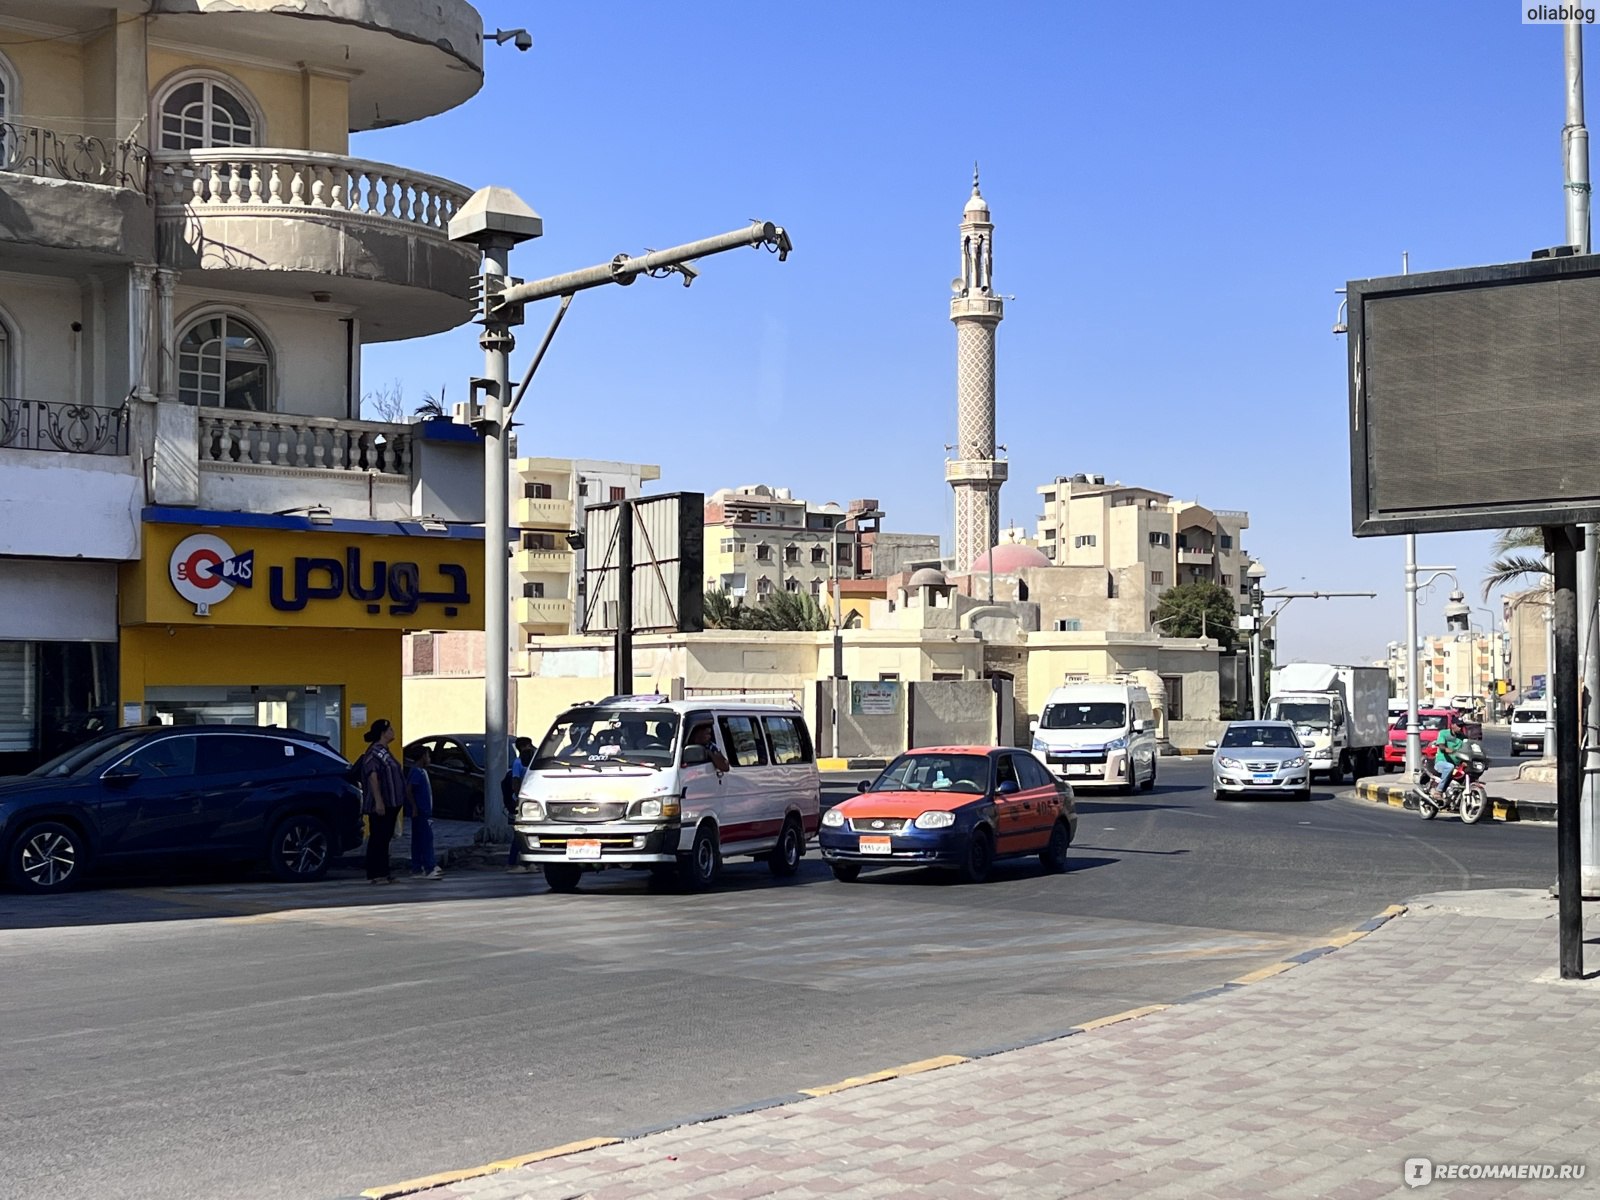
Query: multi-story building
[
  {"left": 1034, "top": 473, "right": 1252, "bottom": 626},
  {"left": 703, "top": 486, "right": 893, "bottom": 602},
  {"left": 1382, "top": 632, "right": 1506, "bottom": 710},
  {"left": 513, "top": 456, "right": 660, "bottom": 641},
  {"left": 0, "top": 0, "right": 489, "bottom": 770},
  {"left": 1504, "top": 587, "right": 1550, "bottom": 698}
]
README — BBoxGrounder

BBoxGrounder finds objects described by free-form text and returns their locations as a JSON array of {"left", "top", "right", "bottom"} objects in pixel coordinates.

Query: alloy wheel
[
  {"left": 20, "top": 829, "right": 77, "bottom": 889},
  {"left": 278, "top": 820, "right": 329, "bottom": 878}
]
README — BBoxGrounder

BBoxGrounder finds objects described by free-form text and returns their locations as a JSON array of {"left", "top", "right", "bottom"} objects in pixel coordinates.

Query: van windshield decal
[
  {"left": 534, "top": 708, "right": 679, "bottom": 770},
  {"left": 1040, "top": 703, "right": 1126, "bottom": 731}
]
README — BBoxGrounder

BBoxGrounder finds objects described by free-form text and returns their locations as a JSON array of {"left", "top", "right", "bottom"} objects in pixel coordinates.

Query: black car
[
  {"left": 0, "top": 725, "right": 363, "bottom": 894},
  {"left": 403, "top": 733, "right": 516, "bottom": 821}
]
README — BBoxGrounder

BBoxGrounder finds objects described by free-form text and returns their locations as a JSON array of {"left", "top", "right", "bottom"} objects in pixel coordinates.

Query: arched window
[
  {"left": 178, "top": 314, "right": 272, "bottom": 411},
  {"left": 0, "top": 51, "right": 14, "bottom": 123},
  {"left": 157, "top": 75, "right": 258, "bottom": 151}
]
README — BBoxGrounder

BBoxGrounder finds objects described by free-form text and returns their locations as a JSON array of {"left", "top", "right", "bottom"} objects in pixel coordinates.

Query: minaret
[{"left": 947, "top": 166, "right": 1006, "bottom": 570}]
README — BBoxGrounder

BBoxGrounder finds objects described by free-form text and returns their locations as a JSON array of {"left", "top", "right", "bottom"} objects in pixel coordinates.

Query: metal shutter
[{"left": 0, "top": 642, "right": 36, "bottom": 753}]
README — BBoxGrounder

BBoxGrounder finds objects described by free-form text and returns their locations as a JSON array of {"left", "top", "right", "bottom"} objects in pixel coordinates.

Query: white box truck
[{"left": 1265, "top": 663, "right": 1390, "bottom": 783}]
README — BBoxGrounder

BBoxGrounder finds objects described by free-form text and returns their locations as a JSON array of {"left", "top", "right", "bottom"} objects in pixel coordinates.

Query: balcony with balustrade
[
  {"left": 152, "top": 150, "right": 480, "bottom": 341},
  {"left": 517, "top": 596, "right": 574, "bottom": 632},
  {"left": 517, "top": 497, "right": 575, "bottom": 528},
  {"left": 516, "top": 546, "right": 573, "bottom": 575}
]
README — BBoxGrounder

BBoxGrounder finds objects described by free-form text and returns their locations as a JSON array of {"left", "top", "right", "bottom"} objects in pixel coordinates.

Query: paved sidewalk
[
  {"left": 361, "top": 890, "right": 1600, "bottom": 1200},
  {"left": 1356, "top": 768, "right": 1556, "bottom": 822}
]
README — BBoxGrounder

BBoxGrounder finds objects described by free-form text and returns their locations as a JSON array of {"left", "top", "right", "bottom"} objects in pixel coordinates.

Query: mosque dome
[
  {"left": 970, "top": 544, "right": 1051, "bottom": 575},
  {"left": 907, "top": 567, "right": 949, "bottom": 588}
]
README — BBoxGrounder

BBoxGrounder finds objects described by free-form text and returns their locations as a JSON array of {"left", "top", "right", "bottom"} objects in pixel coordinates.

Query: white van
[
  {"left": 1032, "top": 681, "right": 1158, "bottom": 793},
  {"left": 512, "top": 696, "right": 821, "bottom": 892},
  {"left": 1509, "top": 700, "right": 1549, "bottom": 757}
]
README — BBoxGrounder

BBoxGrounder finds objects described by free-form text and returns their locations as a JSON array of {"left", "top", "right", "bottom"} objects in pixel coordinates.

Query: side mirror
[
  {"left": 1204, "top": 740, "right": 1219, "bottom": 751},
  {"left": 103, "top": 766, "right": 141, "bottom": 786},
  {"left": 681, "top": 745, "right": 710, "bottom": 766},
  {"left": 1301, "top": 738, "right": 1316, "bottom": 749},
  {"left": 856, "top": 779, "right": 871, "bottom": 793},
  {"left": 996, "top": 779, "right": 1020, "bottom": 795},
  {"left": 1132, "top": 719, "right": 1147, "bottom": 732},
  {"left": 1029, "top": 719, "right": 1039, "bottom": 734}
]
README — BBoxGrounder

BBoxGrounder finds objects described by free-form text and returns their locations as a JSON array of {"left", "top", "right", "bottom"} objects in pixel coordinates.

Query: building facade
[
  {"left": 0, "top": 0, "right": 489, "bottom": 769},
  {"left": 514, "top": 456, "right": 660, "bottom": 641},
  {"left": 1033, "top": 473, "right": 1252, "bottom": 627},
  {"left": 703, "top": 486, "right": 886, "bottom": 603},
  {"left": 1381, "top": 632, "right": 1507, "bottom": 711}
]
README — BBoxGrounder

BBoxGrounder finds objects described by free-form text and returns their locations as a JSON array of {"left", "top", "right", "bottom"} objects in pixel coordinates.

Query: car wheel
[
  {"left": 1296, "top": 788, "right": 1312, "bottom": 802},
  {"left": 1508, "top": 747, "right": 1520, "bottom": 758},
  {"left": 543, "top": 863, "right": 582, "bottom": 892},
  {"left": 678, "top": 823, "right": 720, "bottom": 891},
  {"left": 9, "top": 820, "right": 87, "bottom": 894},
  {"left": 268, "top": 813, "right": 332, "bottom": 883},
  {"left": 1140, "top": 757, "right": 1157, "bottom": 793},
  {"left": 958, "top": 829, "right": 994, "bottom": 884},
  {"left": 767, "top": 816, "right": 803, "bottom": 878},
  {"left": 1039, "top": 820, "right": 1070, "bottom": 874},
  {"left": 831, "top": 863, "right": 861, "bottom": 883}
]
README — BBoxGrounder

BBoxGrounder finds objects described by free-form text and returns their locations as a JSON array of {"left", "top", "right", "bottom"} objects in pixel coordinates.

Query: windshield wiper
[{"left": 538, "top": 758, "right": 604, "bottom": 773}]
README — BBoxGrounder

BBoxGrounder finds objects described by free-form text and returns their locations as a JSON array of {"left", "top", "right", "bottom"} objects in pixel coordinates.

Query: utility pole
[
  {"left": 1562, "top": 19, "right": 1600, "bottom": 897},
  {"left": 452, "top": 192, "right": 793, "bottom": 827},
  {"left": 614, "top": 499, "right": 634, "bottom": 697}
]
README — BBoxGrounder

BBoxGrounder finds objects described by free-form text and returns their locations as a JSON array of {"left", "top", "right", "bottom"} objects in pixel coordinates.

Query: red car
[{"left": 1381, "top": 709, "right": 1482, "bottom": 772}]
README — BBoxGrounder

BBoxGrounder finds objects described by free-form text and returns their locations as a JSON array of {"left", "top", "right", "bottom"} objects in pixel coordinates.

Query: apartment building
[
  {"left": 0, "top": 0, "right": 490, "bottom": 770},
  {"left": 1382, "top": 632, "right": 1507, "bottom": 709},
  {"left": 703, "top": 486, "right": 888, "bottom": 601},
  {"left": 513, "top": 456, "right": 659, "bottom": 640},
  {"left": 1034, "top": 473, "right": 1252, "bottom": 627}
]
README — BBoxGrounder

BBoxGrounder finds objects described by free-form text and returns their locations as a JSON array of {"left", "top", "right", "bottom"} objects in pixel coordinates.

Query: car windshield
[
  {"left": 1513, "top": 710, "right": 1546, "bottom": 724},
  {"left": 871, "top": 753, "right": 990, "bottom": 794},
  {"left": 1272, "top": 702, "right": 1329, "bottom": 730},
  {"left": 1419, "top": 713, "right": 1449, "bottom": 731},
  {"left": 1040, "top": 702, "right": 1125, "bottom": 731},
  {"left": 27, "top": 731, "right": 150, "bottom": 779},
  {"left": 534, "top": 708, "right": 679, "bottom": 769},
  {"left": 1221, "top": 725, "right": 1300, "bottom": 749}
]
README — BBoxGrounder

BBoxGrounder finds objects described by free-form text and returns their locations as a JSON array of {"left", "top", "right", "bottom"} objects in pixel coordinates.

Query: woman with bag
[{"left": 359, "top": 718, "right": 406, "bottom": 884}]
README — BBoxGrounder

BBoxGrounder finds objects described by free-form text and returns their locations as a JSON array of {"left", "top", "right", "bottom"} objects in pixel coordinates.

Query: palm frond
[
  {"left": 1491, "top": 527, "right": 1543, "bottom": 555},
  {"left": 1482, "top": 553, "right": 1550, "bottom": 597}
]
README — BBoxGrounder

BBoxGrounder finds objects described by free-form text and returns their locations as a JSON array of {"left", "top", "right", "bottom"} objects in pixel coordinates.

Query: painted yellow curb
[
  {"left": 1230, "top": 960, "right": 1298, "bottom": 985},
  {"left": 1074, "top": 1003, "right": 1170, "bottom": 1031},
  {"left": 360, "top": 1137, "right": 621, "bottom": 1199},
  {"left": 800, "top": 1054, "right": 969, "bottom": 1097},
  {"left": 817, "top": 757, "right": 849, "bottom": 771}
]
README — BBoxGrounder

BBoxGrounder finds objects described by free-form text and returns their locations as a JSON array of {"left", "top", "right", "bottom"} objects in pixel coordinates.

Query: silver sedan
[{"left": 1208, "top": 721, "right": 1315, "bottom": 801}]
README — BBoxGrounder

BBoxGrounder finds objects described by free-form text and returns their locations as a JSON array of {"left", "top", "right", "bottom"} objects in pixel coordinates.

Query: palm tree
[
  {"left": 1483, "top": 527, "right": 1549, "bottom": 598},
  {"left": 744, "top": 590, "right": 832, "bottom": 631},
  {"left": 703, "top": 590, "right": 749, "bottom": 630}
]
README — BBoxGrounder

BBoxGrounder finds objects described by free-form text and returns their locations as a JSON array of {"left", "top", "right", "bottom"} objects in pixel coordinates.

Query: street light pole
[
  {"left": 831, "top": 507, "right": 883, "bottom": 757},
  {"left": 1247, "top": 561, "right": 1267, "bottom": 719},
  {"left": 1403, "top": 565, "right": 1459, "bottom": 777}
]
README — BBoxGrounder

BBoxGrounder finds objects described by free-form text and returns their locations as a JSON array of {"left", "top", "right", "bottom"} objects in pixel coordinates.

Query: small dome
[
  {"left": 963, "top": 191, "right": 990, "bottom": 218},
  {"left": 970, "top": 544, "right": 1051, "bottom": 575},
  {"left": 907, "top": 567, "right": 949, "bottom": 588}
]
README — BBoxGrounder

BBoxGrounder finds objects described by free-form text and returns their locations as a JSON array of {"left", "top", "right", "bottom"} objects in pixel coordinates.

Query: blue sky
[{"left": 360, "top": 0, "right": 1573, "bottom": 665}]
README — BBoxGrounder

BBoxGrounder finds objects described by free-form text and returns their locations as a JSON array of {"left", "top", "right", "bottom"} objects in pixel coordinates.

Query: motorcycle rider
[{"left": 1431, "top": 723, "right": 1466, "bottom": 800}]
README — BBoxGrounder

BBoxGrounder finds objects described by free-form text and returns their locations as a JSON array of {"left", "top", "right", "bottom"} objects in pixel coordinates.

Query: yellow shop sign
[{"left": 126, "top": 522, "right": 485, "bottom": 630}]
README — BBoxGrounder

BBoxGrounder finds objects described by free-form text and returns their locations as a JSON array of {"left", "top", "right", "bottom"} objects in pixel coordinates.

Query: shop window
[
  {"left": 157, "top": 74, "right": 259, "bottom": 151},
  {"left": 144, "top": 685, "right": 345, "bottom": 753},
  {"left": 0, "top": 641, "right": 118, "bottom": 775},
  {"left": 178, "top": 314, "right": 272, "bottom": 410},
  {"left": 0, "top": 642, "right": 36, "bottom": 754},
  {"left": 718, "top": 715, "right": 769, "bottom": 767}
]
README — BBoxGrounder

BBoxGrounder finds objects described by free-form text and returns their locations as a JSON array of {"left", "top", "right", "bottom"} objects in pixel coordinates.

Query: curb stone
[
  {"left": 355, "top": 903, "right": 1409, "bottom": 1200},
  {"left": 1353, "top": 778, "right": 1555, "bottom": 823}
]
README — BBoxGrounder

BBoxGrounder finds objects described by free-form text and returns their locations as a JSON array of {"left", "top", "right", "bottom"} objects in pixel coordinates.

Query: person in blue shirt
[
  {"left": 506, "top": 736, "right": 535, "bottom": 871},
  {"left": 406, "top": 745, "right": 442, "bottom": 880}
]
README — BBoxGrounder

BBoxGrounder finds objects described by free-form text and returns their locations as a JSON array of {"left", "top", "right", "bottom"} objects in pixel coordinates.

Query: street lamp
[
  {"left": 1403, "top": 564, "right": 1459, "bottom": 778},
  {"left": 1247, "top": 560, "right": 1267, "bottom": 719},
  {"left": 831, "top": 507, "right": 884, "bottom": 757}
]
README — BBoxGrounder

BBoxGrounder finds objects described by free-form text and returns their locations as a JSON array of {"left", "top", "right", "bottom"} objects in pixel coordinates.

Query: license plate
[
  {"left": 1253, "top": 774, "right": 1274, "bottom": 782},
  {"left": 566, "top": 839, "right": 602, "bottom": 860},
  {"left": 1067, "top": 763, "right": 1090, "bottom": 776},
  {"left": 860, "top": 836, "right": 892, "bottom": 855}
]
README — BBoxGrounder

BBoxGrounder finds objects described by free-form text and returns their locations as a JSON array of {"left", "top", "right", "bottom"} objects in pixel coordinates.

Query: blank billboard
[
  {"left": 582, "top": 492, "right": 704, "bottom": 634},
  {"left": 1349, "top": 254, "right": 1600, "bottom": 536}
]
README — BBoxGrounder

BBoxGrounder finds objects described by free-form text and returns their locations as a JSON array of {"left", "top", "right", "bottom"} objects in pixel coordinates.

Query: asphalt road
[{"left": 0, "top": 757, "right": 1555, "bottom": 1200}]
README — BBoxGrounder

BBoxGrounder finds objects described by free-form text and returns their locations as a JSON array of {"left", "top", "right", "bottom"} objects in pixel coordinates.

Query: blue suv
[{"left": 0, "top": 726, "right": 362, "bottom": 893}]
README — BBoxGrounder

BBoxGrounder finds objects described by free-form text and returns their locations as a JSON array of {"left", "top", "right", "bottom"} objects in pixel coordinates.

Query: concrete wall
[
  {"left": 2, "top": 27, "right": 88, "bottom": 130},
  {"left": 912, "top": 679, "right": 1004, "bottom": 749}
]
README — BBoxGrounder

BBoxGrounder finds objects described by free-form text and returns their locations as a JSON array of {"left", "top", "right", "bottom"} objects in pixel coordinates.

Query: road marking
[
  {"left": 360, "top": 1138, "right": 622, "bottom": 1199},
  {"left": 1074, "top": 1004, "right": 1170, "bottom": 1030},
  {"left": 1231, "top": 960, "right": 1297, "bottom": 984},
  {"left": 799, "top": 1054, "right": 969, "bottom": 1097}
]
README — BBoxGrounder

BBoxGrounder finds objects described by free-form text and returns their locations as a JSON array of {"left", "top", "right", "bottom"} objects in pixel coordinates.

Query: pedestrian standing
[
  {"left": 406, "top": 745, "right": 443, "bottom": 880},
  {"left": 506, "top": 736, "right": 535, "bottom": 871},
  {"left": 359, "top": 718, "right": 405, "bottom": 884}
]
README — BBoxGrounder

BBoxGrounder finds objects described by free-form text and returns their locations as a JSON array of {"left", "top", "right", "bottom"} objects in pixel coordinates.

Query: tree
[
  {"left": 1483, "top": 526, "right": 1549, "bottom": 598},
  {"left": 703, "top": 590, "right": 749, "bottom": 630},
  {"left": 744, "top": 590, "right": 832, "bottom": 632},
  {"left": 1152, "top": 581, "right": 1239, "bottom": 651}
]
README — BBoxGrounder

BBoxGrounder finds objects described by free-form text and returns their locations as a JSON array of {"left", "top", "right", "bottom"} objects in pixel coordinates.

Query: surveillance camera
[
  {"left": 493, "top": 28, "right": 533, "bottom": 52},
  {"left": 514, "top": 30, "right": 532, "bottom": 51},
  {"left": 677, "top": 261, "right": 700, "bottom": 286}
]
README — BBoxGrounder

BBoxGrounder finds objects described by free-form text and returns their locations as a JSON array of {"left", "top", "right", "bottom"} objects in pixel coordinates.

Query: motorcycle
[{"left": 1409, "top": 740, "right": 1490, "bottom": 824}]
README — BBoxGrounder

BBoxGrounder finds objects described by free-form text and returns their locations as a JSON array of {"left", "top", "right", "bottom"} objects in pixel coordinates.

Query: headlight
[
  {"left": 1218, "top": 757, "right": 1244, "bottom": 770},
  {"left": 518, "top": 800, "right": 545, "bottom": 820},
  {"left": 1032, "top": 737, "right": 1046, "bottom": 751},
  {"left": 1105, "top": 736, "right": 1128, "bottom": 751},
  {"left": 1312, "top": 749, "right": 1332, "bottom": 760},
  {"left": 1284, "top": 756, "right": 1308, "bottom": 769},
  {"left": 914, "top": 810, "right": 956, "bottom": 829},
  {"left": 627, "top": 795, "right": 681, "bottom": 820},
  {"left": 822, "top": 808, "right": 846, "bottom": 827}
]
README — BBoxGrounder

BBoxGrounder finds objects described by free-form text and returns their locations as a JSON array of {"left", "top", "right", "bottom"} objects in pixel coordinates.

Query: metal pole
[
  {"left": 1548, "top": 525, "right": 1584, "bottom": 979},
  {"left": 481, "top": 240, "right": 513, "bottom": 838},
  {"left": 1250, "top": 591, "right": 1264, "bottom": 720},
  {"left": 614, "top": 499, "right": 634, "bottom": 696},
  {"left": 1564, "top": 20, "right": 1600, "bottom": 895},
  {"left": 1405, "top": 535, "right": 1422, "bottom": 778},
  {"left": 832, "top": 520, "right": 843, "bottom": 758}
]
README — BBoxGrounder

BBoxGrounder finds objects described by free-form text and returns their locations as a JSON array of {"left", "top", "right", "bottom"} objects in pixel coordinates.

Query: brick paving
[{"left": 396, "top": 889, "right": 1600, "bottom": 1200}]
